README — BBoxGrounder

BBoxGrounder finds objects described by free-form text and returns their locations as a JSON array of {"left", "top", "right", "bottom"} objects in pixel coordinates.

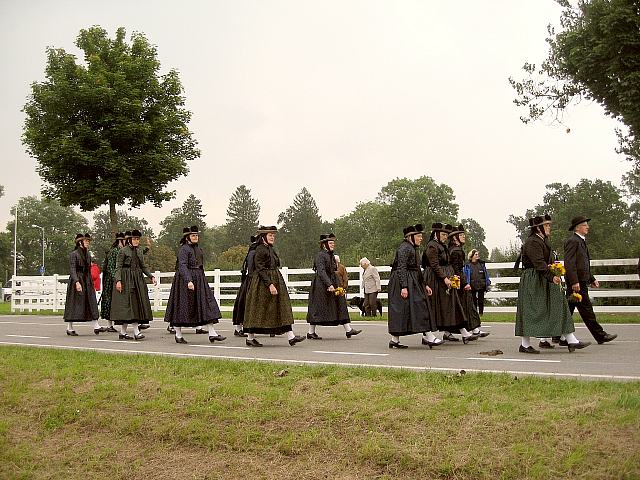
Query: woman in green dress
[
  {"left": 100, "top": 231, "right": 125, "bottom": 332},
  {"left": 515, "top": 214, "right": 590, "bottom": 353}
]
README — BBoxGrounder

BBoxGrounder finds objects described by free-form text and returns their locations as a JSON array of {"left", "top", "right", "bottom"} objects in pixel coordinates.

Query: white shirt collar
[{"left": 575, "top": 232, "right": 586, "bottom": 241}]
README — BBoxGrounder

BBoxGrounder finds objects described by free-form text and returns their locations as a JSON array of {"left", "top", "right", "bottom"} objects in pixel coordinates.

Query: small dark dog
[{"left": 349, "top": 296, "right": 383, "bottom": 316}]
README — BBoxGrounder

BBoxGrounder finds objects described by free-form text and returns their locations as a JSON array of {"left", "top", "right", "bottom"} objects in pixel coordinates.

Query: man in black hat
[{"left": 562, "top": 216, "right": 617, "bottom": 345}]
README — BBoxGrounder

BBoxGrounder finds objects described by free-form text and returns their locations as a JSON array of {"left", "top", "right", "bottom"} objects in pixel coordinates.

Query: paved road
[{"left": 0, "top": 315, "right": 638, "bottom": 381}]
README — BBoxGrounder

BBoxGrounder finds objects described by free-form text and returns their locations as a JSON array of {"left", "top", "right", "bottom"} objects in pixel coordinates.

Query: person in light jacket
[{"left": 359, "top": 257, "right": 381, "bottom": 317}]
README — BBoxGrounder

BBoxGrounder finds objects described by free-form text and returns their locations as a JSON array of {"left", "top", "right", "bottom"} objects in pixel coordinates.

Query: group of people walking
[{"left": 62, "top": 215, "right": 617, "bottom": 353}]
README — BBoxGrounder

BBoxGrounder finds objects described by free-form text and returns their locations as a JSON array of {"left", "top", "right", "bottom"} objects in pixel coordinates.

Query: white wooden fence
[{"left": 6, "top": 258, "right": 640, "bottom": 314}]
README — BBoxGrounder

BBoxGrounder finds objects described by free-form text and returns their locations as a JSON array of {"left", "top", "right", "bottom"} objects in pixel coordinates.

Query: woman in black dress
[
  {"left": 231, "top": 235, "right": 258, "bottom": 337},
  {"left": 306, "top": 233, "right": 361, "bottom": 340},
  {"left": 164, "top": 226, "right": 224, "bottom": 344},
  {"left": 100, "top": 231, "right": 125, "bottom": 332}
]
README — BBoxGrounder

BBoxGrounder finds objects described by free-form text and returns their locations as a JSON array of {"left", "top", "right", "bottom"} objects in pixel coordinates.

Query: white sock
[
  {"left": 564, "top": 332, "right": 579, "bottom": 344},
  {"left": 560, "top": 334, "right": 566, "bottom": 341},
  {"left": 540, "top": 337, "right": 551, "bottom": 343},
  {"left": 174, "top": 327, "right": 183, "bottom": 338},
  {"left": 521, "top": 336, "right": 531, "bottom": 348},
  {"left": 120, "top": 324, "right": 127, "bottom": 335},
  {"left": 207, "top": 323, "right": 218, "bottom": 336},
  {"left": 107, "top": 320, "right": 114, "bottom": 327},
  {"left": 67, "top": 322, "right": 74, "bottom": 331},
  {"left": 460, "top": 328, "right": 471, "bottom": 338},
  {"left": 391, "top": 336, "right": 400, "bottom": 343},
  {"left": 286, "top": 331, "right": 295, "bottom": 341},
  {"left": 247, "top": 333, "right": 255, "bottom": 340},
  {"left": 424, "top": 331, "right": 437, "bottom": 342},
  {"left": 235, "top": 324, "right": 243, "bottom": 332},
  {"left": 132, "top": 323, "right": 140, "bottom": 336},
  {"left": 308, "top": 325, "right": 316, "bottom": 335},
  {"left": 343, "top": 323, "right": 353, "bottom": 332},
  {"left": 91, "top": 320, "right": 100, "bottom": 330}
]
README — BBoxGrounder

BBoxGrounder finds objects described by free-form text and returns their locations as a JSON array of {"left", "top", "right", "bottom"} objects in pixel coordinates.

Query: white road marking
[
  {"left": 0, "top": 321, "right": 62, "bottom": 326},
  {"left": 465, "top": 357, "right": 561, "bottom": 363},
  {"left": 6, "top": 334, "right": 51, "bottom": 339},
  {"left": 188, "top": 344, "right": 251, "bottom": 350},
  {"left": 90, "top": 339, "right": 139, "bottom": 344},
  {"left": 313, "top": 350, "right": 389, "bottom": 357},
  {"left": 0, "top": 341, "right": 639, "bottom": 380}
]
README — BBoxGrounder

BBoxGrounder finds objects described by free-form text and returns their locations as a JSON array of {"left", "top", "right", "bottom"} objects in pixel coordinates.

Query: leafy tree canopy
[
  {"left": 224, "top": 185, "right": 260, "bottom": 250},
  {"left": 509, "top": 0, "right": 640, "bottom": 188},
  {"left": 91, "top": 210, "right": 153, "bottom": 263},
  {"left": 22, "top": 26, "right": 199, "bottom": 232},
  {"left": 215, "top": 245, "right": 248, "bottom": 271}
]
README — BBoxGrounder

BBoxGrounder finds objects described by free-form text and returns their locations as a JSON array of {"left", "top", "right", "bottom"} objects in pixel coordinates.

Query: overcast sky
[{"left": 0, "top": 0, "right": 629, "bottom": 253}]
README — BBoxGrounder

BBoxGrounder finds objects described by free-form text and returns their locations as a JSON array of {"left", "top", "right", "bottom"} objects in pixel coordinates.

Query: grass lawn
[
  {"left": 2, "top": 301, "right": 639, "bottom": 323},
  {"left": 0, "top": 346, "right": 638, "bottom": 479}
]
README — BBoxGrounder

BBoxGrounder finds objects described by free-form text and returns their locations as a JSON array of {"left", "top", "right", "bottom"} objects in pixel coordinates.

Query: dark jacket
[
  {"left": 463, "top": 260, "right": 491, "bottom": 289},
  {"left": 564, "top": 233, "right": 595, "bottom": 285},
  {"left": 522, "top": 234, "right": 555, "bottom": 283}
]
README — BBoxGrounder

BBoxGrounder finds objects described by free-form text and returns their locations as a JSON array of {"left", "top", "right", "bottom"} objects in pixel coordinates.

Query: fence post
[
  {"left": 53, "top": 274, "right": 59, "bottom": 312},
  {"left": 358, "top": 268, "right": 364, "bottom": 297},
  {"left": 154, "top": 270, "right": 161, "bottom": 312},
  {"left": 281, "top": 266, "right": 289, "bottom": 287},
  {"left": 214, "top": 269, "right": 221, "bottom": 300}
]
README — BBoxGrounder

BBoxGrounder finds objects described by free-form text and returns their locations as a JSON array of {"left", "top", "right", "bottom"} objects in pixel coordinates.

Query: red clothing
[{"left": 90, "top": 263, "right": 101, "bottom": 292}]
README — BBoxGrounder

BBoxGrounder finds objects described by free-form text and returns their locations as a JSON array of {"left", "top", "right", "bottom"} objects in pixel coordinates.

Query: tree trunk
[{"left": 109, "top": 199, "right": 118, "bottom": 236}]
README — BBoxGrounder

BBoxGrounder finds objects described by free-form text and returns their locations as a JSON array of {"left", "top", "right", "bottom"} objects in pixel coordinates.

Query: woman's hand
[
  {"left": 187, "top": 281, "right": 194, "bottom": 290},
  {"left": 269, "top": 284, "right": 278, "bottom": 295},
  {"left": 444, "top": 277, "right": 452, "bottom": 288},
  {"left": 151, "top": 276, "right": 156, "bottom": 286},
  {"left": 425, "top": 285, "right": 432, "bottom": 296},
  {"left": 464, "top": 284, "right": 471, "bottom": 291},
  {"left": 116, "top": 281, "right": 122, "bottom": 293},
  {"left": 327, "top": 285, "right": 335, "bottom": 292},
  {"left": 401, "top": 288, "right": 408, "bottom": 299},
  {"left": 552, "top": 276, "right": 561, "bottom": 285},
  {"left": 75, "top": 281, "right": 82, "bottom": 293}
]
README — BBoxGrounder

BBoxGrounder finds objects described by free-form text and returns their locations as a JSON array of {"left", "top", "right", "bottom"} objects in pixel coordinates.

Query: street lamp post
[{"left": 31, "top": 224, "right": 45, "bottom": 275}]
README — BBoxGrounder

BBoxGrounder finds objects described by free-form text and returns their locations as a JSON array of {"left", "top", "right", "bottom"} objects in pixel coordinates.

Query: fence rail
[{"left": 7, "top": 258, "right": 640, "bottom": 314}]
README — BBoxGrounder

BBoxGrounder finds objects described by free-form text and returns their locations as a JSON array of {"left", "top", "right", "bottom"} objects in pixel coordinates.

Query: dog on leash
[{"left": 348, "top": 296, "right": 383, "bottom": 316}]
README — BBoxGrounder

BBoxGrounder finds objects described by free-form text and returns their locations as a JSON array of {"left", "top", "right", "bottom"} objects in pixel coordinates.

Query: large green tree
[
  {"left": 224, "top": 185, "right": 260, "bottom": 249},
  {"left": 157, "top": 194, "right": 208, "bottom": 246},
  {"left": 277, "top": 188, "right": 324, "bottom": 268},
  {"left": 508, "top": 179, "right": 634, "bottom": 258},
  {"left": 91, "top": 210, "right": 153, "bottom": 263},
  {"left": 7, "top": 197, "right": 88, "bottom": 275},
  {"left": 22, "top": 26, "right": 199, "bottom": 234},
  {"left": 460, "top": 218, "right": 489, "bottom": 260},
  {"left": 509, "top": 0, "right": 640, "bottom": 189}
]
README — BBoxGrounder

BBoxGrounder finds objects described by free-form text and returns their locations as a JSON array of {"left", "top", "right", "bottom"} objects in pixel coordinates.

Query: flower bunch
[
  {"left": 446, "top": 275, "right": 461, "bottom": 294},
  {"left": 569, "top": 292, "right": 583, "bottom": 303},
  {"left": 548, "top": 261, "right": 566, "bottom": 277},
  {"left": 334, "top": 287, "right": 346, "bottom": 297}
]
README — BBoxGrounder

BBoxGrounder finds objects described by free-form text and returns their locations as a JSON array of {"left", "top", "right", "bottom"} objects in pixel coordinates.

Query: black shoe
[
  {"left": 289, "top": 335, "right": 305, "bottom": 346},
  {"left": 346, "top": 329, "right": 362, "bottom": 338},
  {"left": 421, "top": 337, "right": 443, "bottom": 349},
  {"left": 389, "top": 340, "right": 408, "bottom": 349},
  {"left": 195, "top": 328, "right": 207, "bottom": 334},
  {"left": 166, "top": 325, "right": 175, "bottom": 334},
  {"left": 209, "top": 335, "right": 226, "bottom": 342},
  {"left": 94, "top": 327, "right": 107, "bottom": 335},
  {"left": 597, "top": 333, "right": 617, "bottom": 345},
  {"left": 552, "top": 336, "right": 561, "bottom": 344},
  {"left": 133, "top": 333, "right": 145, "bottom": 340},
  {"left": 139, "top": 324, "right": 150, "bottom": 330},
  {"left": 558, "top": 339, "right": 569, "bottom": 347},
  {"left": 307, "top": 332, "right": 322, "bottom": 340},
  {"left": 462, "top": 334, "right": 479, "bottom": 344},
  {"left": 246, "top": 338, "right": 263, "bottom": 347},
  {"left": 475, "top": 331, "right": 490, "bottom": 338},
  {"left": 539, "top": 340, "right": 555, "bottom": 349},
  {"left": 66, "top": 330, "right": 78, "bottom": 336},
  {"left": 234, "top": 329, "right": 248, "bottom": 337},
  {"left": 519, "top": 345, "right": 540, "bottom": 354},
  {"left": 106, "top": 326, "right": 117, "bottom": 333},
  {"left": 443, "top": 332, "right": 460, "bottom": 342},
  {"left": 568, "top": 341, "right": 591, "bottom": 353},
  {"left": 175, "top": 336, "right": 188, "bottom": 344},
  {"left": 269, "top": 333, "right": 276, "bottom": 337},
  {"left": 118, "top": 333, "right": 133, "bottom": 340}
]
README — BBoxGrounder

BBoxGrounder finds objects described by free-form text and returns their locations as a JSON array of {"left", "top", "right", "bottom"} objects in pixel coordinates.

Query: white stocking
[
  {"left": 207, "top": 323, "right": 218, "bottom": 336},
  {"left": 174, "top": 327, "right": 183, "bottom": 338},
  {"left": 520, "top": 336, "right": 531, "bottom": 348}
]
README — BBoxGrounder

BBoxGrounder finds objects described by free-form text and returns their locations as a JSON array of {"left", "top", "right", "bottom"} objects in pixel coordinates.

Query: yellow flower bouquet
[
  {"left": 548, "top": 261, "right": 566, "bottom": 277},
  {"left": 446, "top": 275, "right": 461, "bottom": 294},
  {"left": 334, "top": 287, "right": 346, "bottom": 297},
  {"left": 569, "top": 292, "right": 582, "bottom": 303}
]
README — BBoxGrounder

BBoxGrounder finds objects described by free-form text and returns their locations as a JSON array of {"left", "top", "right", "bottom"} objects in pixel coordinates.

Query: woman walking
[
  {"left": 100, "top": 232, "right": 125, "bottom": 332},
  {"left": 231, "top": 235, "right": 258, "bottom": 337},
  {"left": 306, "top": 234, "right": 361, "bottom": 340},
  {"left": 111, "top": 230, "right": 156, "bottom": 340},
  {"left": 515, "top": 214, "right": 590, "bottom": 353},
  {"left": 243, "top": 225, "right": 305, "bottom": 347},
  {"left": 387, "top": 224, "right": 440, "bottom": 349},
  {"left": 165, "top": 226, "right": 224, "bottom": 344},
  {"left": 423, "top": 223, "right": 478, "bottom": 344},
  {"left": 63, "top": 233, "right": 104, "bottom": 336}
]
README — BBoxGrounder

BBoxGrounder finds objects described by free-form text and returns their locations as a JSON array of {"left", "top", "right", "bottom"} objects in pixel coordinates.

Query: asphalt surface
[{"left": 0, "top": 315, "right": 638, "bottom": 381}]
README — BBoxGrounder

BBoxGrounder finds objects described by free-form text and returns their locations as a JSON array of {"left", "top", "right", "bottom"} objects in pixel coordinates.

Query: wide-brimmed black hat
[
  {"left": 250, "top": 235, "right": 258, "bottom": 243},
  {"left": 112, "top": 232, "right": 125, "bottom": 247},
  {"left": 182, "top": 225, "right": 200, "bottom": 237},
  {"left": 449, "top": 224, "right": 465, "bottom": 236},
  {"left": 124, "top": 230, "right": 133, "bottom": 239},
  {"left": 257, "top": 225, "right": 278, "bottom": 234},
  {"left": 568, "top": 215, "right": 591, "bottom": 231},
  {"left": 319, "top": 233, "right": 337, "bottom": 244},
  {"left": 130, "top": 229, "right": 142, "bottom": 238},
  {"left": 530, "top": 214, "right": 552, "bottom": 228},
  {"left": 74, "top": 233, "right": 85, "bottom": 244},
  {"left": 431, "top": 222, "right": 448, "bottom": 234},
  {"left": 84, "top": 233, "right": 92, "bottom": 241},
  {"left": 443, "top": 224, "right": 454, "bottom": 235},
  {"left": 403, "top": 224, "right": 424, "bottom": 238}
]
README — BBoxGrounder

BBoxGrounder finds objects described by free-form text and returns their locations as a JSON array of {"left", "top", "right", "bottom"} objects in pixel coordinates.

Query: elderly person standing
[
  {"left": 562, "top": 216, "right": 617, "bottom": 345},
  {"left": 360, "top": 257, "right": 381, "bottom": 317}
]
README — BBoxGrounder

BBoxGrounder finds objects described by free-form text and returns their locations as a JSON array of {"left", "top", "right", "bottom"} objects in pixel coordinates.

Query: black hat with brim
[
  {"left": 403, "top": 224, "right": 424, "bottom": 238},
  {"left": 74, "top": 233, "right": 85, "bottom": 244},
  {"left": 257, "top": 225, "right": 278, "bottom": 234},
  {"left": 530, "top": 214, "right": 552, "bottom": 228},
  {"left": 131, "top": 229, "right": 142, "bottom": 238},
  {"left": 430, "top": 222, "right": 448, "bottom": 234},
  {"left": 319, "top": 233, "right": 337, "bottom": 244},
  {"left": 449, "top": 224, "right": 465, "bottom": 236},
  {"left": 568, "top": 215, "right": 591, "bottom": 231}
]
